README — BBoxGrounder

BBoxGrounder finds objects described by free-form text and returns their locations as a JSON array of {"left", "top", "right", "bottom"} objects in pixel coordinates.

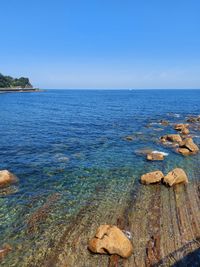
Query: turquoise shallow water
[{"left": 0, "top": 89, "right": 200, "bottom": 265}]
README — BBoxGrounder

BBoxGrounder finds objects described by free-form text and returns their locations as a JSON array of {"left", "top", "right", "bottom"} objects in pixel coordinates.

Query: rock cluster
[
  {"left": 88, "top": 225, "right": 133, "bottom": 258},
  {"left": 160, "top": 134, "right": 199, "bottom": 157},
  {"left": 177, "top": 138, "right": 199, "bottom": 155},
  {"left": 141, "top": 168, "right": 188, "bottom": 187}
]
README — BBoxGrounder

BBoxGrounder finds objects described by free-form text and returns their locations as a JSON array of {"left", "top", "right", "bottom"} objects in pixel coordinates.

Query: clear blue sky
[{"left": 1, "top": 0, "right": 200, "bottom": 89}]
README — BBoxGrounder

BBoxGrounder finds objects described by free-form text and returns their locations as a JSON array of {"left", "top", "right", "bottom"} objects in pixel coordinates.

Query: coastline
[{"left": 0, "top": 88, "right": 42, "bottom": 93}]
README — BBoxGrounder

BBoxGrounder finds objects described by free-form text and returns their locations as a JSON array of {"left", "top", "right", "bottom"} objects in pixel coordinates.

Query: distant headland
[{"left": 0, "top": 73, "right": 40, "bottom": 93}]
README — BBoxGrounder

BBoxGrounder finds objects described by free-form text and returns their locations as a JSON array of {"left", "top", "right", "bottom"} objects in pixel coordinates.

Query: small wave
[
  {"left": 167, "top": 113, "right": 180, "bottom": 118},
  {"left": 149, "top": 122, "right": 161, "bottom": 125},
  {"left": 152, "top": 150, "right": 169, "bottom": 156}
]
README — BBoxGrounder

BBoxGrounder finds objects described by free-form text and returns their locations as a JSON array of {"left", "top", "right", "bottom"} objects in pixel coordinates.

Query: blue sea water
[{"left": 0, "top": 89, "right": 200, "bottom": 265}]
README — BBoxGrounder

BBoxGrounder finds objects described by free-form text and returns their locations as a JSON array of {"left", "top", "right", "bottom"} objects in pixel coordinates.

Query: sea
[{"left": 0, "top": 89, "right": 200, "bottom": 265}]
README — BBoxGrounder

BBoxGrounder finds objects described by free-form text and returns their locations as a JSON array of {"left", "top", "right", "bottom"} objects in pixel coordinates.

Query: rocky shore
[{"left": 1, "top": 114, "right": 200, "bottom": 266}]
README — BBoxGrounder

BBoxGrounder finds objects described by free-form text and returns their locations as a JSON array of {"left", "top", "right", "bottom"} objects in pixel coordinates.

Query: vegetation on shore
[{"left": 0, "top": 73, "right": 33, "bottom": 89}]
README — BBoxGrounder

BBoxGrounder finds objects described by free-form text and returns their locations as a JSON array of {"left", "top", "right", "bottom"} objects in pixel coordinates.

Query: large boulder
[
  {"left": 141, "top": 171, "right": 164, "bottom": 184},
  {"left": 163, "top": 168, "right": 188, "bottom": 186},
  {"left": 88, "top": 225, "right": 133, "bottom": 258},
  {"left": 147, "top": 152, "right": 164, "bottom": 161},
  {"left": 0, "top": 170, "right": 18, "bottom": 188},
  {"left": 179, "top": 138, "right": 199, "bottom": 153}
]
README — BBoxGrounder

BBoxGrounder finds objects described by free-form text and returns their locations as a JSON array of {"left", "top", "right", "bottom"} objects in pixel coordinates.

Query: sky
[{"left": 0, "top": 0, "right": 200, "bottom": 89}]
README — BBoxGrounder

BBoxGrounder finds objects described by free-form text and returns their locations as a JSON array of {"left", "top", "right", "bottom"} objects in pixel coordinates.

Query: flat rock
[
  {"left": 163, "top": 168, "right": 188, "bottom": 186},
  {"left": 141, "top": 171, "right": 164, "bottom": 184},
  {"left": 0, "top": 170, "right": 18, "bottom": 188},
  {"left": 147, "top": 152, "right": 164, "bottom": 161},
  {"left": 88, "top": 225, "right": 133, "bottom": 258},
  {"left": 177, "top": 148, "right": 192, "bottom": 156}
]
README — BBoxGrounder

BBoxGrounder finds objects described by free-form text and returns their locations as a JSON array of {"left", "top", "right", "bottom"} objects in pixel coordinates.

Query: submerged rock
[
  {"left": 88, "top": 225, "right": 133, "bottom": 258},
  {"left": 0, "top": 170, "right": 18, "bottom": 188},
  {"left": 163, "top": 168, "right": 188, "bottom": 186},
  {"left": 186, "top": 116, "right": 200, "bottom": 123},
  {"left": 124, "top": 136, "right": 134, "bottom": 141},
  {"left": 134, "top": 148, "right": 153, "bottom": 156},
  {"left": 141, "top": 171, "right": 164, "bottom": 184},
  {"left": 0, "top": 244, "right": 12, "bottom": 261},
  {"left": 160, "top": 120, "right": 169, "bottom": 126}
]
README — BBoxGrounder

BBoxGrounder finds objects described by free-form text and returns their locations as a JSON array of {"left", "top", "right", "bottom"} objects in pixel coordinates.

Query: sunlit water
[{"left": 0, "top": 89, "right": 200, "bottom": 265}]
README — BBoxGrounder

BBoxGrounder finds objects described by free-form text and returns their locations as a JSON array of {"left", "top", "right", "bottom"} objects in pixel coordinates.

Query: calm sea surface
[{"left": 0, "top": 89, "right": 200, "bottom": 265}]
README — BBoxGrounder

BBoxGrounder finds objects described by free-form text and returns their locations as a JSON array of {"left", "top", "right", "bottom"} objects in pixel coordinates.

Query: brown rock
[
  {"left": 0, "top": 170, "right": 18, "bottom": 188},
  {"left": 147, "top": 152, "right": 164, "bottom": 161},
  {"left": 160, "top": 136, "right": 167, "bottom": 143},
  {"left": 163, "top": 168, "right": 188, "bottom": 186},
  {"left": 141, "top": 171, "right": 164, "bottom": 184},
  {"left": 179, "top": 138, "right": 199, "bottom": 153},
  {"left": 177, "top": 148, "right": 191, "bottom": 156},
  {"left": 166, "top": 134, "right": 182, "bottom": 143},
  {"left": 174, "top": 123, "right": 190, "bottom": 135},
  {"left": 174, "top": 123, "right": 189, "bottom": 131},
  {"left": 181, "top": 127, "right": 190, "bottom": 135},
  {"left": 88, "top": 225, "right": 133, "bottom": 258}
]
